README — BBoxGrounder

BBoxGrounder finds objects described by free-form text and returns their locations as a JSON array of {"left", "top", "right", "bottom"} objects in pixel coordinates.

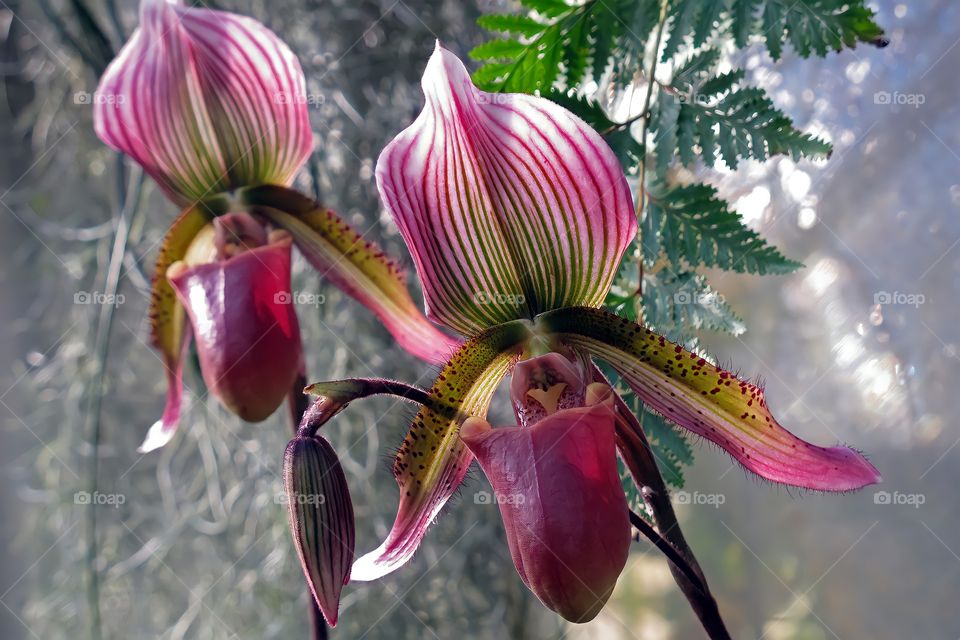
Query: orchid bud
[
  {"left": 283, "top": 435, "right": 355, "bottom": 627},
  {"left": 94, "top": 0, "right": 313, "bottom": 206}
]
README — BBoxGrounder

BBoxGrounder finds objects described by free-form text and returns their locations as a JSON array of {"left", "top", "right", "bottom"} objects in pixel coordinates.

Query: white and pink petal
[
  {"left": 376, "top": 44, "right": 635, "bottom": 336},
  {"left": 94, "top": 0, "right": 312, "bottom": 206}
]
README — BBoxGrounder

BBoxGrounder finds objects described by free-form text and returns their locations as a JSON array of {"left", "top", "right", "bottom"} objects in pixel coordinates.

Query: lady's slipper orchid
[
  {"left": 288, "top": 44, "right": 881, "bottom": 625},
  {"left": 93, "top": 1, "right": 460, "bottom": 450}
]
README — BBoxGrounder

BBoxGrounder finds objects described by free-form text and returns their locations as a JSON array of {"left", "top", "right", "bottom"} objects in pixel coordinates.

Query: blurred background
[{"left": 0, "top": 0, "right": 957, "bottom": 638}]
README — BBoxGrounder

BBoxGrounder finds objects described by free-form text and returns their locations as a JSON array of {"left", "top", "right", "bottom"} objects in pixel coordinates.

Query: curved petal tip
[
  {"left": 138, "top": 419, "right": 176, "bottom": 453},
  {"left": 814, "top": 446, "right": 881, "bottom": 491}
]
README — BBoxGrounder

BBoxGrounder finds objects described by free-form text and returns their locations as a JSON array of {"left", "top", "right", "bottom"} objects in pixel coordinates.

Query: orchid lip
[
  {"left": 167, "top": 228, "right": 303, "bottom": 423},
  {"left": 460, "top": 397, "right": 631, "bottom": 623},
  {"left": 510, "top": 351, "right": 589, "bottom": 427}
]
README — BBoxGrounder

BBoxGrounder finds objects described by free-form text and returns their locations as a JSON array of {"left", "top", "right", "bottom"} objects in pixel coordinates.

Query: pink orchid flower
[
  {"left": 288, "top": 44, "right": 881, "bottom": 625},
  {"left": 93, "top": 1, "right": 458, "bottom": 450}
]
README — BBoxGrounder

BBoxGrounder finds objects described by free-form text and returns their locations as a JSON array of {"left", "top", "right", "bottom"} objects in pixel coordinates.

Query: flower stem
[
  {"left": 634, "top": 0, "right": 670, "bottom": 309},
  {"left": 595, "top": 366, "right": 731, "bottom": 640},
  {"left": 628, "top": 509, "right": 705, "bottom": 593},
  {"left": 83, "top": 157, "right": 143, "bottom": 640},
  {"left": 297, "top": 378, "right": 434, "bottom": 439}
]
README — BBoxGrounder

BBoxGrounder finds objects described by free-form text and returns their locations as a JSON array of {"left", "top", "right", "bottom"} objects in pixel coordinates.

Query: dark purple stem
[
  {"left": 628, "top": 509, "right": 706, "bottom": 595},
  {"left": 297, "top": 378, "right": 433, "bottom": 439},
  {"left": 594, "top": 366, "right": 731, "bottom": 640},
  {"left": 288, "top": 372, "right": 328, "bottom": 640}
]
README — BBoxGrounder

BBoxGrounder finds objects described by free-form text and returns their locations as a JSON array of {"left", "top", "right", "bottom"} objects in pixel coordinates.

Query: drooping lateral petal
[
  {"left": 240, "top": 185, "right": 461, "bottom": 364},
  {"left": 138, "top": 329, "right": 190, "bottom": 453},
  {"left": 140, "top": 205, "right": 212, "bottom": 452},
  {"left": 167, "top": 235, "right": 303, "bottom": 422},
  {"left": 538, "top": 307, "right": 881, "bottom": 491},
  {"left": 351, "top": 320, "right": 532, "bottom": 581},
  {"left": 94, "top": 0, "right": 312, "bottom": 206},
  {"left": 284, "top": 434, "right": 355, "bottom": 627},
  {"left": 376, "top": 44, "right": 636, "bottom": 336}
]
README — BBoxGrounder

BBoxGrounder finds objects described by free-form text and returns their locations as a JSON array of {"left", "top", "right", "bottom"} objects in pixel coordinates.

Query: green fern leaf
[
  {"left": 652, "top": 92, "right": 681, "bottom": 174},
  {"left": 589, "top": 2, "right": 624, "bottom": 83},
  {"left": 640, "top": 401, "right": 693, "bottom": 489},
  {"left": 471, "top": 62, "right": 514, "bottom": 87},
  {"left": 732, "top": 0, "right": 762, "bottom": 47},
  {"left": 476, "top": 14, "right": 546, "bottom": 37},
  {"left": 643, "top": 182, "right": 803, "bottom": 275},
  {"left": 610, "top": 0, "right": 661, "bottom": 87},
  {"left": 469, "top": 38, "right": 528, "bottom": 61},
  {"left": 749, "top": 0, "right": 886, "bottom": 59},
  {"left": 518, "top": 0, "right": 572, "bottom": 19},
  {"left": 654, "top": 52, "right": 831, "bottom": 168},
  {"left": 642, "top": 270, "right": 746, "bottom": 335},
  {"left": 472, "top": 0, "right": 652, "bottom": 94},
  {"left": 662, "top": 0, "right": 885, "bottom": 60}
]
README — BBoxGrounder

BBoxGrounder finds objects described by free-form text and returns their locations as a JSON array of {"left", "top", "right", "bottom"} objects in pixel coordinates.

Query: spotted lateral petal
[
  {"left": 94, "top": 0, "right": 313, "bottom": 206},
  {"left": 140, "top": 205, "right": 212, "bottom": 452},
  {"left": 538, "top": 307, "right": 881, "bottom": 491},
  {"left": 241, "top": 185, "right": 461, "bottom": 364},
  {"left": 376, "top": 44, "right": 635, "bottom": 336},
  {"left": 351, "top": 320, "right": 532, "bottom": 581}
]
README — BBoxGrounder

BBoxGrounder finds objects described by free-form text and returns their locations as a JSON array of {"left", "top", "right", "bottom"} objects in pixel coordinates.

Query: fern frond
[{"left": 643, "top": 182, "right": 802, "bottom": 275}]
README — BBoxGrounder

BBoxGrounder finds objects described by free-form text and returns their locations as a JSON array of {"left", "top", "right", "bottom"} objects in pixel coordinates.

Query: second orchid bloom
[{"left": 286, "top": 45, "right": 880, "bottom": 626}]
